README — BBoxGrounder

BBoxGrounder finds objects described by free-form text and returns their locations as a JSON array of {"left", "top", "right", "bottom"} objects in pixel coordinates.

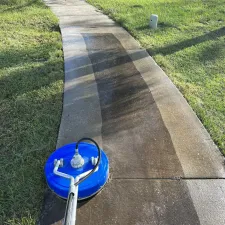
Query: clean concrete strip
[
  {"left": 186, "top": 179, "right": 225, "bottom": 225},
  {"left": 60, "top": 26, "right": 143, "bottom": 50},
  {"left": 49, "top": 5, "right": 103, "bottom": 17},
  {"left": 57, "top": 50, "right": 103, "bottom": 148},
  {"left": 59, "top": 15, "right": 116, "bottom": 27}
]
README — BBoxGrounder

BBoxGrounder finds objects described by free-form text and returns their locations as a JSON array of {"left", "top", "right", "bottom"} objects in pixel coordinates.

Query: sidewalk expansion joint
[{"left": 112, "top": 177, "right": 225, "bottom": 181}]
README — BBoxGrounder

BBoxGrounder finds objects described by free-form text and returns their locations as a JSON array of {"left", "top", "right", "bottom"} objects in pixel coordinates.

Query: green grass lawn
[
  {"left": 0, "top": 0, "right": 63, "bottom": 224},
  {"left": 88, "top": 0, "right": 225, "bottom": 154}
]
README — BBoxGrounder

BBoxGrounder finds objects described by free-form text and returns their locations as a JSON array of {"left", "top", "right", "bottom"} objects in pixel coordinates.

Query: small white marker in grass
[{"left": 149, "top": 14, "right": 158, "bottom": 29}]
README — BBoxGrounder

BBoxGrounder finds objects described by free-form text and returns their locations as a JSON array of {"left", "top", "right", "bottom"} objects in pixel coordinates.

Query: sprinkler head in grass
[{"left": 149, "top": 14, "right": 158, "bottom": 29}]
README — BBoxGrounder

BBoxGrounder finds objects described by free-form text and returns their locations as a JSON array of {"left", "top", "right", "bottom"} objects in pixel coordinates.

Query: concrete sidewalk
[{"left": 40, "top": 0, "right": 225, "bottom": 224}]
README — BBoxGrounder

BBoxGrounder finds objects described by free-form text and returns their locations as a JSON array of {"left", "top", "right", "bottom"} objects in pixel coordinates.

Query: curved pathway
[{"left": 40, "top": 0, "right": 225, "bottom": 224}]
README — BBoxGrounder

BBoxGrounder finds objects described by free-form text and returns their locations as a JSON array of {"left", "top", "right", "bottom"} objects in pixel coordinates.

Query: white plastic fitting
[
  {"left": 91, "top": 157, "right": 98, "bottom": 166},
  {"left": 71, "top": 153, "right": 84, "bottom": 168},
  {"left": 71, "top": 147, "right": 84, "bottom": 168}
]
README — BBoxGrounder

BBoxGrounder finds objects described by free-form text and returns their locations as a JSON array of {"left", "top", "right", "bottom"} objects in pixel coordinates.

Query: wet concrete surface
[
  {"left": 77, "top": 180, "right": 201, "bottom": 225},
  {"left": 40, "top": 0, "right": 225, "bottom": 224},
  {"left": 40, "top": 189, "right": 65, "bottom": 225},
  {"left": 83, "top": 33, "right": 184, "bottom": 178}
]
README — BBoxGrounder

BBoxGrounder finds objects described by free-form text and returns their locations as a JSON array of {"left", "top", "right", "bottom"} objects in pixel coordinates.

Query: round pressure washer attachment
[{"left": 44, "top": 138, "right": 109, "bottom": 224}]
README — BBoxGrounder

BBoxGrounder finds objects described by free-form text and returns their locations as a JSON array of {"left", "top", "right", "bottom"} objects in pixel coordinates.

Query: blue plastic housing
[{"left": 45, "top": 142, "right": 109, "bottom": 199}]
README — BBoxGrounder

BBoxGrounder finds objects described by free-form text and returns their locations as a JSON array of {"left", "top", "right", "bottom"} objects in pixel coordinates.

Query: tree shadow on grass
[
  {"left": 136, "top": 22, "right": 178, "bottom": 31},
  {"left": 148, "top": 27, "right": 225, "bottom": 56},
  {"left": 0, "top": 40, "right": 64, "bottom": 224},
  {"left": 0, "top": 90, "right": 64, "bottom": 225},
  {"left": 198, "top": 41, "right": 225, "bottom": 63},
  {"left": 0, "top": 42, "right": 62, "bottom": 69},
  {"left": 130, "top": 4, "right": 143, "bottom": 9},
  {"left": 0, "top": 0, "right": 42, "bottom": 13},
  {"left": 0, "top": 43, "right": 63, "bottom": 100}
]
